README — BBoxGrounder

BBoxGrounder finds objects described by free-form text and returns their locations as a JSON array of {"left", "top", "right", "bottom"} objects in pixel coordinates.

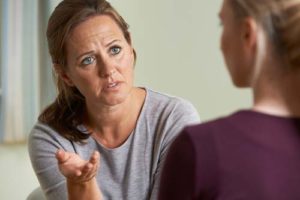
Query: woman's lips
[
  {"left": 104, "top": 81, "right": 121, "bottom": 92},
  {"left": 107, "top": 82, "right": 118, "bottom": 88}
]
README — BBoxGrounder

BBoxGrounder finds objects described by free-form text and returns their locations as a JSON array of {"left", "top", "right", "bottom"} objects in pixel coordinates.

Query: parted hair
[
  {"left": 230, "top": 0, "right": 300, "bottom": 68},
  {"left": 39, "top": 0, "right": 133, "bottom": 142}
]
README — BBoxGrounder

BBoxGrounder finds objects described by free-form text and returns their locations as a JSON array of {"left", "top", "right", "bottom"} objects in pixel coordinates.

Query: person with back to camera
[
  {"left": 27, "top": 0, "right": 200, "bottom": 199},
  {"left": 159, "top": 0, "right": 300, "bottom": 199}
]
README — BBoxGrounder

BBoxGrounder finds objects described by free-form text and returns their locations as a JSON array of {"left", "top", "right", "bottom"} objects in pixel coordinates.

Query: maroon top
[{"left": 159, "top": 110, "right": 300, "bottom": 200}]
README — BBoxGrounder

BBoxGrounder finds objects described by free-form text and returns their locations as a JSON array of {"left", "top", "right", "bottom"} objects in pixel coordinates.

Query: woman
[
  {"left": 159, "top": 0, "right": 300, "bottom": 199},
  {"left": 28, "top": 0, "right": 200, "bottom": 199}
]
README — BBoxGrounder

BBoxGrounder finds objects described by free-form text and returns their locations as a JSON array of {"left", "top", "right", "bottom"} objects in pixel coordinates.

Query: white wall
[
  {"left": 0, "top": 144, "right": 39, "bottom": 200},
  {"left": 111, "top": 0, "right": 252, "bottom": 121}
]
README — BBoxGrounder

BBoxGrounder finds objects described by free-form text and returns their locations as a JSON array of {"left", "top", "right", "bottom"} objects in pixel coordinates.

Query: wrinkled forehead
[{"left": 66, "top": 15, "right": 126, "bottom": 46}]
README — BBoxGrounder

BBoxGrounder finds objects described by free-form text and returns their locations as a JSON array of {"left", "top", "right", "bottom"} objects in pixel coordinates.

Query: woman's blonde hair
[{"left": 230, "top": 0, "right": 300, "bottom": 68}]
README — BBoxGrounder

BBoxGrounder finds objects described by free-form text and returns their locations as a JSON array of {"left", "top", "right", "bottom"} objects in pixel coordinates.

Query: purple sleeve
[
  {"left": 158, "top": 125, "right": 219, "bottom": 199},
  {"left": 158, "top": 130, "right": 197, "bottom": 199}
]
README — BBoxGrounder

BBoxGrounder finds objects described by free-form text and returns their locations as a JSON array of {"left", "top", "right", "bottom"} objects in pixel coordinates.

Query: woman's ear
[
  {"left": 241, "top": 17, "right": 258, "bottom": 52},
  {"left": 240, "top": 16, "right": 267, "bottom": 85},
  {"left": 54, "top": 64, "right": 74, "bottom": 86}
]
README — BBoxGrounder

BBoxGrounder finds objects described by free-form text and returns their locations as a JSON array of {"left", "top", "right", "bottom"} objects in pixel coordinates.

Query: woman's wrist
[{"left": 67, "top": 177, "right": 102, "bottom": 200}]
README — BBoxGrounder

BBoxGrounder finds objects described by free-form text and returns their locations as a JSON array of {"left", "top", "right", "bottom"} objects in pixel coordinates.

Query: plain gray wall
[{"left": 111, "top": 0, "right": 252, "bottom": 121}]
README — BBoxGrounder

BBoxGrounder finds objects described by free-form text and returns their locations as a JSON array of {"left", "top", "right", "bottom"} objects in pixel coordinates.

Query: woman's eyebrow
[{"left": 76, "top": 50, "right": 95, "bottom": 61}]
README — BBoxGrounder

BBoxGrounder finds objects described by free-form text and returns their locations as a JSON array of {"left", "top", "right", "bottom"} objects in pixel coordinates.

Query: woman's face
[
  {"left": 63, "top": 15, "right": 135, "bottom": 107},
  {"left": 219, "top": 0, "right": 253, "bottom": 87}
]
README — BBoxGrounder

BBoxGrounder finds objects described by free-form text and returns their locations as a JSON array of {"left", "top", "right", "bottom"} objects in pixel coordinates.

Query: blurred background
[{"left": 0, "top": 0, "right": 251, "bottom": 199}]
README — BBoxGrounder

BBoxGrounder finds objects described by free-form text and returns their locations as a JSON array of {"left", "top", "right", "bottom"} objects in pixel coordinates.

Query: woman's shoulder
[
  {"left": 29, "top": 121, "right": 70, "bottom": 145},
  {"left": 182, "top": 110, "right": 249, "bottom": 139},
  {"left": 28, "top": 121, "right": 82, "bottom": 155},
  {"left": 30, "top": 121, "right": 60, "bottom": 137},
  {"left": 145, "top": 88, "right": 191, "bottom": 104},
  {"left": 144, "top": 87, "right": 199, "bottom": 117}
]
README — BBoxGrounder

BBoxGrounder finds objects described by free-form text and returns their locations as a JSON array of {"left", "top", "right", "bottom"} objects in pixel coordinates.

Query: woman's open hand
[{"left": 55, "top": 149, "right": 100, "bottom": 184}]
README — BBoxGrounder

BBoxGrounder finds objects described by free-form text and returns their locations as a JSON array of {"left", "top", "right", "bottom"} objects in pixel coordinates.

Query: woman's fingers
[
  {"left": 55, "top": 149, "right": 100, "bottom": 183},
  {"left": 90, "top": 151, "right": 100, "bottom": 165},
  {"left": 79, "top": 151, "right": 100, "bottom": 181},
  {"left": 56, "top": 149, "right": 69, "bottom": 164},
  {"left": 84, "top": 151, "right": 99, "bottom": 174},
  {"left": 75, "top": 170, "right": 82, "bottom": 176}
]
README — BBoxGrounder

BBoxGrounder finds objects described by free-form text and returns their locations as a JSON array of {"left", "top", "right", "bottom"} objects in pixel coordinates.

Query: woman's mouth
[{"left": 107, "top": 82, "right": 118, "bottom": 88}]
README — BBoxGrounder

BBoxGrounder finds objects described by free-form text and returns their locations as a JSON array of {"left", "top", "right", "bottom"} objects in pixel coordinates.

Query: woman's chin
[{"left": 102, "top": 93, "right": 130, "bottom": 106}]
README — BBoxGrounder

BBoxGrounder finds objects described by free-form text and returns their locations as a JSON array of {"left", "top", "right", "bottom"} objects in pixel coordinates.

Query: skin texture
[
  {"left": 219, "top": 0, "right": 258, "bottom": 87},
  {"left": 54, "top": 15, "right": 146, "bottom": 200},
  {"left": 56, "top": 150, "right": 99, "bottom": 182},
  {"left": 55, "top": 149, "right": 102, "bottom": 200},
  {"left": 62, "top": 15, "right": 135, "bottom": 107}
]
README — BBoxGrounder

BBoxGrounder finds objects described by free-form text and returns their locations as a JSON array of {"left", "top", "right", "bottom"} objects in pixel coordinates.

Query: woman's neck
[
  {"left": 252, "top": 66, "right": 300, "bottom": 117},
  {"left": 85, "top": 87, "right": 146, "bottom": 148}
]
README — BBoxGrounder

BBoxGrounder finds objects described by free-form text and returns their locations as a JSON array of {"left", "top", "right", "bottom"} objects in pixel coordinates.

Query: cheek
[
  {"left": 220, "top": 28, "right": 229, "bottom": 58},
  {"left": 122, "top": 64, "right": 134, "bottom": 83},
  {"left": 120, "top": 50, "right": 135, "bottom": 75},
  {"left": 220, "top": 29, "right": 239, "bottom": 84},
  {"left": 220, "top": 31, "right": 225, "bottom": 53},
  {"left": 220, "top": 30, "right": 232, "bottom": 71},
  {"left": 68, "top": 70, "right": 96, "bottom": 90},
  {"left": 126, "top": 48, "right": 135, "bottom": 67}
]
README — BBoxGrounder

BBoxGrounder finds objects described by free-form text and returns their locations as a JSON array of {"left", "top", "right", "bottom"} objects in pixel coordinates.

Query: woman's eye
[
  {"left": 110, "top": 46, "right": 121, "bottom": 55},
  {"left": 81, "top": 56, "right": 95, "bottom": 66}
]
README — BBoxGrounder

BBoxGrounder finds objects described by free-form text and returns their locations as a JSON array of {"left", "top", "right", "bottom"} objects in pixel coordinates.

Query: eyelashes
[
  {"left": 81, "top": 56, "right": 96, "bottom": 66},
  {"left": 79, "top": 46, "right": 122, "bottom": 67},
  {"left": 110, "top": 46, "right": 121, "bottom": 55}
]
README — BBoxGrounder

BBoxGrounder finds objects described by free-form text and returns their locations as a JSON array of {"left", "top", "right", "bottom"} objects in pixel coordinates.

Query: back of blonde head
[{"left": 230, "top": 0, "right": 300, "bottom": 69}]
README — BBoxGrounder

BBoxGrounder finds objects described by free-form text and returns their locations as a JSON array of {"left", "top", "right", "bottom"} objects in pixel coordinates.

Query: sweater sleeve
[
  {"left": 28, "top": 123, "right": 74, "bottom": 200},
  {"left": 158, "top": 130, "right": 197, "bottom": 200},
  {"left": 149, "top": 98, "right": 200, "bottom": 200},
  {"left": 159, "top": 123, "right": 219, "bottom": 200}
]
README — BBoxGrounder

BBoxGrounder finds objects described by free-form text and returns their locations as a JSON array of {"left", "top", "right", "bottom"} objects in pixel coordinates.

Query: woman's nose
[{"left": 98, "top": 61, "right": 117, "bottom": 78}]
